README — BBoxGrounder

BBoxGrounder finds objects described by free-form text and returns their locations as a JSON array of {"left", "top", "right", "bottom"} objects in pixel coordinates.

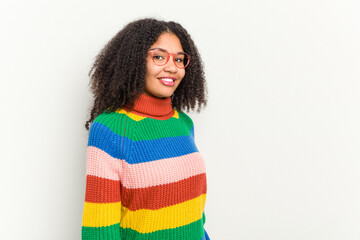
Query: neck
[{"left": 123, "top": 93, "right": 174, "bottom": 120}]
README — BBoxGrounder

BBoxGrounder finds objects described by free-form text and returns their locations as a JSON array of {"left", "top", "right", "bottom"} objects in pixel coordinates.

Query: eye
[
  {"left": 153, "top": 55, "right": 164, "bottom": 60},
  {"left": 175, "top": 57, "right": 184, "bottom": 63}
]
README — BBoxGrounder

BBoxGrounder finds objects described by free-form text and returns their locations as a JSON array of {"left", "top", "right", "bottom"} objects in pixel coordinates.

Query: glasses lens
[
  {"left": 174, "top": 53, "right": 189, "bottom": 68},
  {"left": 151, "top": 49, "right": 168, "bottom": 65}
]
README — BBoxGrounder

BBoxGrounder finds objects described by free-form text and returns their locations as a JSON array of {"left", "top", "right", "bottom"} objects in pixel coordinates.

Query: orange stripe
[
  {"left": 85, "top": 175, "right": 121, "bottom": 203},
  {"left": 123, "top": 173, "right": 207, "bottom": 210},
  {"left": 84, "top": 173, "right": 207, "bottom": 209}
]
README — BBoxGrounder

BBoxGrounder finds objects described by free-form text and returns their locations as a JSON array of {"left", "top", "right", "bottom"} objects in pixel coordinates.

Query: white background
[{"left": 1, "top": 0, "right": 360, "bottom": 239}]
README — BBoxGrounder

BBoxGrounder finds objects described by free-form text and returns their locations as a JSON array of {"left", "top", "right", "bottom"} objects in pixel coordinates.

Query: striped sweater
[{"left": 81, "top": 93, "right": 209, "bottom": 240}]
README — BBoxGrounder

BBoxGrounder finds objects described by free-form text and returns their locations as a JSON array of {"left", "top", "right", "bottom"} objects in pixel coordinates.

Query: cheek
[
  {"left": 179, "top": 69, "right": 186, "bottom": 79},
  {"left": 145, "top": 61, "right": 152, "bottom": 76},
  {"left": 146, "top": 63, "right": 163, "bottom": 77},
  {"left": 146, "top": 58, "right": 156, "bottom": 75}
]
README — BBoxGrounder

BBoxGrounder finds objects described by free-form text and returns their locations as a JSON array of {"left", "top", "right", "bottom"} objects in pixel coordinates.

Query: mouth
[{"left": 158, "top": 77, "right": 176, "bottom": 86}]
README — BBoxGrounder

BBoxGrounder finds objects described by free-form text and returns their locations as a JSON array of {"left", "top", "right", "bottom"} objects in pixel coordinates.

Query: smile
[{"left": 158, "top": 78, "right": 175, "bottom": 86}]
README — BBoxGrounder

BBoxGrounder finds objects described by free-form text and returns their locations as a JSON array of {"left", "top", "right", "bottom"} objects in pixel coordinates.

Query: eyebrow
[{"left": 149, "top": 47, "right": 186, "bottom": 54}]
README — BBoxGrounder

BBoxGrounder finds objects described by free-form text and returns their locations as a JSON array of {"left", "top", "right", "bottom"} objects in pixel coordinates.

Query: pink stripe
[
  {"left": 86, "top": 146, "right": 124, "bottom": 181},
  {"left": 86, "top": 146, "right": 206, "bottom": 188}
]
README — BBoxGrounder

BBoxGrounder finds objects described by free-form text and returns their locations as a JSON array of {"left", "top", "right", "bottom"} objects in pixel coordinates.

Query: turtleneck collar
[{"left": 123, "top": 93, "right": 175, "bottom": 120}]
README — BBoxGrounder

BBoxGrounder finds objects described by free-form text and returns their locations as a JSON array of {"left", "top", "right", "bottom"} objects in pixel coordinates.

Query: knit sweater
[{"left": 81, "top": 93, "right": 209, "bottom": 240}]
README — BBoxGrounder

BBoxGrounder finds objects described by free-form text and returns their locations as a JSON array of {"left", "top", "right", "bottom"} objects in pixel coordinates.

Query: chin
[
  {"left": 156, "top": 93, "right": 172, "bottom": 99},
  {"left": 146, "top": 90, "right": 175, "bottom": 99}
]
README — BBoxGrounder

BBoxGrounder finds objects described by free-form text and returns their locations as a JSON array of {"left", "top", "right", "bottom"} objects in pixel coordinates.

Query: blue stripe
[
  {"left": 204, "top": 229, "right": 210, "bottom": 240},
  {"left": 87, "top": 122, "right": 131, "bottom": 160},
  {"left": 88, "top": 122, "right": 199, "bottom": 163},
  {"left": 129, "top": 135, "right": 198, "bottom": 164},
  {"left": 200, "top": 230, "right": 210, "bottom": 240},
  {"left": 191, "top": 125, "right": 195, "bottom": 139}
]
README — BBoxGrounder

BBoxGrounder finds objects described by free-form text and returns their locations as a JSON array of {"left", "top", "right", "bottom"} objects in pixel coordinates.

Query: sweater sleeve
[
  {"left": 81, "top": 119, "right": 123, "bottom": 240},
  {"left": 182, "top": 113, "right": 210, "bottom": 240}
]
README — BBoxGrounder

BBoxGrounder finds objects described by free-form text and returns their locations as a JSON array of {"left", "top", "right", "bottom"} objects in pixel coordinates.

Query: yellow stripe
[
  {"left": 82, "top": 201, "right": 121, "bottom": 227},
  {"left": 115, "top": 109, "right": 145, "bottom": 121},
  {"left": 115, "top": 109, "right": 179, "bottom": 121},
  {"left": 173, "top": 110, "right": 179, "bottom": 119},
  {"left": 120, "top": 194, "right": 206, "bottom": 233}
]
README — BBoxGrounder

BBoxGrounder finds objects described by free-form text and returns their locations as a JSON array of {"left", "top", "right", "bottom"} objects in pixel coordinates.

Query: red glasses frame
[{"left": 148, "top": 48, "right": 191, "bottom": 69}]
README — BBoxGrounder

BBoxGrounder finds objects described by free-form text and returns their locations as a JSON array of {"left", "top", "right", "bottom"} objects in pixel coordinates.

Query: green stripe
[
  {"left": 93, "top": 111, "right": 128, "bottom": 136},
  {"left": 82, "top": 223, "right": 121, "bottom": 240},
  {"left": 93, "top": 110, "right": 194, "bottom": 141},
  {"left": 120, "top": 215, "right": 205, "bottom": 240},
  {"left": 82, "top": 214, "right": 205, "bottom": 240}
]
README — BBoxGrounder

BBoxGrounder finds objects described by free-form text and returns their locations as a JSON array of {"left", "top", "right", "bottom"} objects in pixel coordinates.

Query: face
[{"left": 143, "top": 32, "right": 186, "bottom": 99}]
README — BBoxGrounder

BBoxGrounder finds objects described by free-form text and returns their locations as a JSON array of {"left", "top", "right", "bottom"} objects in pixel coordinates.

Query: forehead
[{"left": 149, "top": 33, "right": 184, "bottom": 52}]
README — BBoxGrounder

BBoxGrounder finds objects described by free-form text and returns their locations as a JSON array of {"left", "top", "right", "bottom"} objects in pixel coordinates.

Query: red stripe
[
  {"left": 123, "top": 173, "right": 207, "bottom": 211},
  {"left": 85, "top": 175, "right": 122, "bottom": 203},
  {"left": 84, "top": 173, "right": 207, "bottom": 209}
]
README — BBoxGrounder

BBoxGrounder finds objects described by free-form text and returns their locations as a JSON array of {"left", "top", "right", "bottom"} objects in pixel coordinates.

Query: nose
[{"left": 163, "top": 55, "right": 178, "bottom": 73}]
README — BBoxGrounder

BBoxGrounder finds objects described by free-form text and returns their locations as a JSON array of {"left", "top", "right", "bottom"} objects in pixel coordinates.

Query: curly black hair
[{"left": 85, "top": 18, "right": 208, "bottom": 130}]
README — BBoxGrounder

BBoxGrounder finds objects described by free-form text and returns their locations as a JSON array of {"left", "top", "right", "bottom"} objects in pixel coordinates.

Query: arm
[
  {"left": 81, "top": 121, "right": 123, "bottom": 240},
  {"left": 185, "top": 113, "right": 211, "bottom": 240}
]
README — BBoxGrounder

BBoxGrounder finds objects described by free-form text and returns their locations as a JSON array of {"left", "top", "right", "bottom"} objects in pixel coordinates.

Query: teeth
[{"left": 160, "top": 78, "right": 174, "bottom": 82}]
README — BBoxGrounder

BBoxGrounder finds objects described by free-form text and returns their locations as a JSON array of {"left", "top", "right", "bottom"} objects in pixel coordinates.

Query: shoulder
[
  {"left": 87, "top": 109, "right": 133, "bottom": 158},
  {"left": 177, "top": 111, "right": 196, "bottom": 139},
  {"left": 94, "top": 109, "right": 128, "bottom": 127},
  {"left": 88, "top": 109, "right": 131, "bottom": 140},
  {"left": 178, "top": 111, "right": 194, "bottom": 128}
]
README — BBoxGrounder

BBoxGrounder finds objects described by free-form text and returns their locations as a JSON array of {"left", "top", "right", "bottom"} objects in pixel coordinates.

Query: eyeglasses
[{"left": 148, "top": 48, "right": 191, "bottom": 69}]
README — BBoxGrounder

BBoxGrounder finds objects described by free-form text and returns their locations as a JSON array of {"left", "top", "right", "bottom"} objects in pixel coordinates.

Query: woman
[{"left": 81, "top": 18, "right": 210, "bottom": 240}]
